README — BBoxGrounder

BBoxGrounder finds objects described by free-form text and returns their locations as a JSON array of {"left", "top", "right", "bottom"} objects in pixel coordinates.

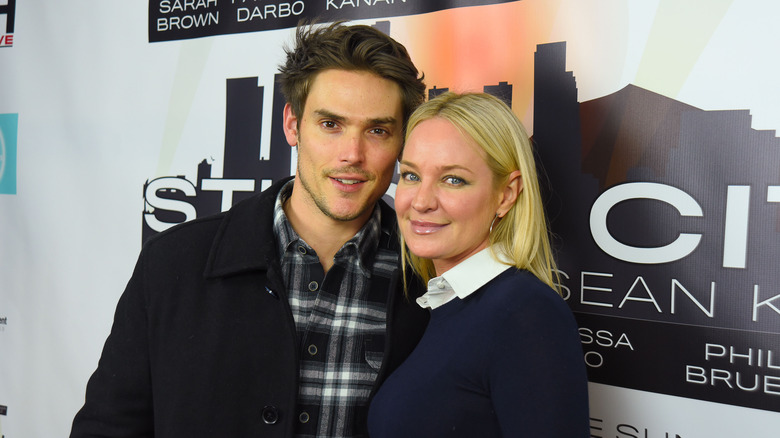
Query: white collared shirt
[{"left": 416, "top": 248, "right": 512, "bottom": 310}]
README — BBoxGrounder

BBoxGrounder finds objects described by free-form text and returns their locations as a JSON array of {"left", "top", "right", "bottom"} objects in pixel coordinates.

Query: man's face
[{"left": 283, "top": 69, "right": 404, "bottom": 224}]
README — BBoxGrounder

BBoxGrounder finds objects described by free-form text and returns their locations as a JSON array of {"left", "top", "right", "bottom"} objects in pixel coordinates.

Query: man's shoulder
[
  {"left": 376, "top": 197, "right": 400, "bottom": 250},
  {"left": 142, "top": 211, "right": 226, "bottom": 254}
]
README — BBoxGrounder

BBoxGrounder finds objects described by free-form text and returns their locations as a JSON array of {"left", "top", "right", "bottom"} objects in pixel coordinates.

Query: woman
[{"left": 368, "top": 92, "right": 589, "bottom": 437}]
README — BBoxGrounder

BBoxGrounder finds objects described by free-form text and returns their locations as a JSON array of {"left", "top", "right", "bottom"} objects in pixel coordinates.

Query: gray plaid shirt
[{"left": 273, "top": 181, "right": 396, "bottom": 438}]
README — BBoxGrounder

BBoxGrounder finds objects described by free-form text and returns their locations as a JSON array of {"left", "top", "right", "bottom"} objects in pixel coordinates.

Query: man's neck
[{"left": 283, "top": 195, "right": 372, "bottom": 273}]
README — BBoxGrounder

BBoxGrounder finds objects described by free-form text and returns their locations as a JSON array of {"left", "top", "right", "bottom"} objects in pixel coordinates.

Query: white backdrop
[{"left": 1, "top": 1, "right": 779, "bottom": 436}]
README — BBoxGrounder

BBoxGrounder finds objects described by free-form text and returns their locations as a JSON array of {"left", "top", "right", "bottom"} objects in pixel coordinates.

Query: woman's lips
[{"left": 409, "top": 220, "right": 446, "bottom": 234}]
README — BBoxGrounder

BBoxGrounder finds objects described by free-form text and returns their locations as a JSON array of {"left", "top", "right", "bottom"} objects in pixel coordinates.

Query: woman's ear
[{"left": 497, "top": 170, "right": 523, "bottom": 217}]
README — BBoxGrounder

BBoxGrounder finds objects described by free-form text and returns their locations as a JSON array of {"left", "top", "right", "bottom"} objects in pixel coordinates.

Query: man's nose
[{"left": 338, "top": 131, "right": 365, "bottom": 164}]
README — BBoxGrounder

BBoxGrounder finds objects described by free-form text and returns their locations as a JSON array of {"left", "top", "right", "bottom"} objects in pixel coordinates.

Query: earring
[{"left": 489, "top": 214, "right": 500, "bottom": 234}]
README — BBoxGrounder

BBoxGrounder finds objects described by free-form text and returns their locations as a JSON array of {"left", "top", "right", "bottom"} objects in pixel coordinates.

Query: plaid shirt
[{"left": 274, "top": 181, "right": 397, "bottom": 438}]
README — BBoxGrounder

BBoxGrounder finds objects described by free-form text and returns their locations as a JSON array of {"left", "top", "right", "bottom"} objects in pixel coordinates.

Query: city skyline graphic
[
  {"left": 533, "top": 42, "right": 780, "bottom": 329},
  {"left": 533, "top": 41, "right": 780, "bottom": 413},
  {"left": 140, "top": 36, "right": 780, "bottom": 413}
]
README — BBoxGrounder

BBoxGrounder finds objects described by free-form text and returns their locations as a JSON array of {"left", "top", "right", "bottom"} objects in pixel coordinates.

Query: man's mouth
[{"left": 333, "top": 178, "right": 363, "bottom": 185}]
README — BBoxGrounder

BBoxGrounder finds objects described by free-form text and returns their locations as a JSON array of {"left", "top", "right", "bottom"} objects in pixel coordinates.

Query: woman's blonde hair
[{"left": 400, "top": 92, "right": 561, "bottom": 294}]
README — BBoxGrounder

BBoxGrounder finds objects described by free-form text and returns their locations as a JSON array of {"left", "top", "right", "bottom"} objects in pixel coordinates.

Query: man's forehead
[{"left": 304, "top": 69, "right": 403, "bottom": 120}]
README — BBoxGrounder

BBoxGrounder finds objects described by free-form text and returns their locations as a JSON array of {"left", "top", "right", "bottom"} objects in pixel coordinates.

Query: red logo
[{"left": 0, "top": 0, "right": 16, "bottom": 47}]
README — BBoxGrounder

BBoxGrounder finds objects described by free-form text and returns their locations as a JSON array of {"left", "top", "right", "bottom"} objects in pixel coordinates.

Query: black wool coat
[{"left": 70, "top": 177, "right": 429, "bottom": 437}]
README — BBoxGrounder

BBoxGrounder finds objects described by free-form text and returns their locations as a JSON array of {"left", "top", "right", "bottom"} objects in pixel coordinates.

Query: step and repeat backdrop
[{"left": 1, "top": 0, "right": 779, "bottom": 436}]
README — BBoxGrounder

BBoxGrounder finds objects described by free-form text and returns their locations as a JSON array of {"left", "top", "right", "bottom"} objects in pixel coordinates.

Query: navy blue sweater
[{"left": 368, "top": 269, "right": 589, "bottom": 437}]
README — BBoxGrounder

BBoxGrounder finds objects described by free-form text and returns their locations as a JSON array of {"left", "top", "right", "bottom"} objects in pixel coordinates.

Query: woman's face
[{"left": 395, "top": 117, "right": 504, "bottom": 275}]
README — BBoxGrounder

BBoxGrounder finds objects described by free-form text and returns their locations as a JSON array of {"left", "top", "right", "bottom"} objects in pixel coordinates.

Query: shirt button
[
  {"left": 261, "top": 405, "right": 279, "bottom": 424},
  {"left": 307, "top": 344, "right": 318, "bottom": 356},
  {"left": 437, "top": 281, "right": 446, "bottom": 289},
  {"left": 299, "top": 411, "right": 310, "bottom": 424},
  {"left": 308, "top": 281, "right": 319, "bottom": 291},
  {"left": 297, "top": 246, "right": 307, "bottom": 255}
]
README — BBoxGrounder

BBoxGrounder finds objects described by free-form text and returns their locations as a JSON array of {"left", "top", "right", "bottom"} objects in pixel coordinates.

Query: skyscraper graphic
[
  {"left": 142, "top": 75, "right": 292, "bottom": 242},
  {"left": 223, "top": 75, "right": 292, "bottom": 203},
  {"left": 533, "top": 42, "right": 599, "bottom": 275},
  {"left": 532, "top": 41, "right": 780, "bottom": 414},
  {"left": 483, "top": 81, "right": 513, "bottom": 108},
  {"left": 533, "top": 41, "right": 780, "bottom": 331}
]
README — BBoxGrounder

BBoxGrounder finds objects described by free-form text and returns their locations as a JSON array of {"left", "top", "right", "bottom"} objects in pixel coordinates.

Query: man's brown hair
[{"left": 278, "top": 21, "right": 425, "bottom": 126}]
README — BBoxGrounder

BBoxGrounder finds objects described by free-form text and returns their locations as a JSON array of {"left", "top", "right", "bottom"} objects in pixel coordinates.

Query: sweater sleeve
[
  {"left": 487, "top": 284, "right": 590, "bottom": 437},
  {"left": 70, "top": 248, "right": 154, "bottom": 438}
]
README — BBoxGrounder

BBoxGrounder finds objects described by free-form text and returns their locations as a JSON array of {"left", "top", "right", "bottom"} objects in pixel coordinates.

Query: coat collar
[
  {"left": 204, "top": 177, "right": 292, "bottom": 279},
  {"left": 203, "top": 176, "right": 400, "bottom": 279}
]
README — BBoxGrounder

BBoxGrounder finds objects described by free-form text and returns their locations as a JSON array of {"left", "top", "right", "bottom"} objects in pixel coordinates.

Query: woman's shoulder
[
  {"left": 472, "top": 269, "right": 580, "bottom": 345},
  {"left": 479, "top": 268, "right": 570, "bottom": 315}
]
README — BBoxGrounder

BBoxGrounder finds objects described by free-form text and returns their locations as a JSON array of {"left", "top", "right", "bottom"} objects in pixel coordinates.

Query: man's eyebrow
[
  {"left": 313, "top": 109, "right": 398, "bottom": 127},
  {"left": 368, "top": 116, "right": 399, "bottom": 126},
  {"left": 313, "top": 109, "right": 345, "bottom": 123}
]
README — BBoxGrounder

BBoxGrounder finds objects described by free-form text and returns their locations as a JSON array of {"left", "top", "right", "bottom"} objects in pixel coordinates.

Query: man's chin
[{"left": 321, "top": 200, "right": 374, "bottom": 223}]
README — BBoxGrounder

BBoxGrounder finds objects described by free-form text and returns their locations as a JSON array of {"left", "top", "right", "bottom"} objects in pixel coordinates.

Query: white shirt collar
[{"left": 416, "top": 248, "right": 511, "bottom": 310}]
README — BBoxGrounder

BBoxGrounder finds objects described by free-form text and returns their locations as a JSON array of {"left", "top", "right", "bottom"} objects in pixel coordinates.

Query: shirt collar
[
  {"left": 272, "top": 179, "right": 382, "bottom": 277},
  {"left": 416, "top": 247, "right": 511, "bottom": 309}
]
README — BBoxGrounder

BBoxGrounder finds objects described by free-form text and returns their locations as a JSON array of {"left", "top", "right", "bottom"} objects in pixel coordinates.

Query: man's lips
[
  {"left": 331, "top": 177, "right": 366, "bottom": 185},
  {"left": 409, "top": 220, "right": 446, "bottom": 234},
  {"left": 329, "top": 175, "right": 369, "bottom": 193}
]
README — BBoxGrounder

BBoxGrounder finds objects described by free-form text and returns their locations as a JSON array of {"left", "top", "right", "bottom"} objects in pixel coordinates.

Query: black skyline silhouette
[
  {"left": 533, "top": 41, "right": 780, "bottom": 413},
  {"left": 533, "top": 41, "right": 780, "bottom": 333},
  {"left": 139, "top": 35, "right": 780, "bottom": 413},
  {"left": 141, "top": 76, "right": 514, "bottom": 242}
]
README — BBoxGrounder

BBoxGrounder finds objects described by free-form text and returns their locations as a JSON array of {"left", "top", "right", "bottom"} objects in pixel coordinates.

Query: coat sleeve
[
  {"left": 488, "top": 286, "right": 590, "bottom": 437},
  {"left": 70, "top": 248, "right": 154, "bottom": 437}
]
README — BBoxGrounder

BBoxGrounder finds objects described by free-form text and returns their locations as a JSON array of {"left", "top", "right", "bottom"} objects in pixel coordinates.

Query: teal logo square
[{"left": 0, "top": 113, "right": 18, "bottom": 195}]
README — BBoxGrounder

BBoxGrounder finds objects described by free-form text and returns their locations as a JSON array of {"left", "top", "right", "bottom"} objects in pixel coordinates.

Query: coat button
[
  {"left": 299, "top": 411, "right": 310, "bottom": 423},
  {"left": 262, "top": 405, "right": 279, "bottom": 424}
]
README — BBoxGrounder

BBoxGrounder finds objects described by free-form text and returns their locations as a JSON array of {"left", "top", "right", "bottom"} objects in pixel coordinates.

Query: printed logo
[
  {"left": 147, "top": 0, "right": 519, "bottom": 42},
  {"left": 141, "top": 21, "right": 513, "bottom": 242},
  {"left": 0, "top": 113, "right": 18, "bottom": 195},
  {"left": 534, "top": 41, "right": 780, "bottom": 412},
  {"left": 141, "top": 76, "right": 514, "bottom": 242},
  {"left": 142, "top": 74, "right": 292, "bottom": 242},
  {"left": 0, "top": 0, "right": 16, "bottom": 47},
  {"left": 590, "top": 417, "right": 682, "bottom": 438}
]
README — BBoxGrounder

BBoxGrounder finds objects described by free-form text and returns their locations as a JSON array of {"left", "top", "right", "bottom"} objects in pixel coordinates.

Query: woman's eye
[
  {"left": 444, "top": 176, "right": 466, "bottom": 186},
  {"left": 400, "top": 172, "right": 419, "bottom": 182}
]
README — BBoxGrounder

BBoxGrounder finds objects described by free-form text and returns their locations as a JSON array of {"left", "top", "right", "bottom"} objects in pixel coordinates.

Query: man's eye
[
  {"left": 322, "top": 121, "right": 338, "bottom": 129},
  {"left": 370, "top": 127, "right": 389, "bottom": 136}
]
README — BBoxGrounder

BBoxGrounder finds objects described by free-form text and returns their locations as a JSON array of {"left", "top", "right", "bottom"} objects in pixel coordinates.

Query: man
[{"left": 71, "top": 22, "right": 428, "bottom": 437}]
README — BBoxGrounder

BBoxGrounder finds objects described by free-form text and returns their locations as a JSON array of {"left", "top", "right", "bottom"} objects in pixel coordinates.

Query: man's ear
[
  {"left": 283, "top": 103, "right": 299, "bottom": 147},
  {"left": 497, "top": 170, "right": 523, "bottom": 217}
]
